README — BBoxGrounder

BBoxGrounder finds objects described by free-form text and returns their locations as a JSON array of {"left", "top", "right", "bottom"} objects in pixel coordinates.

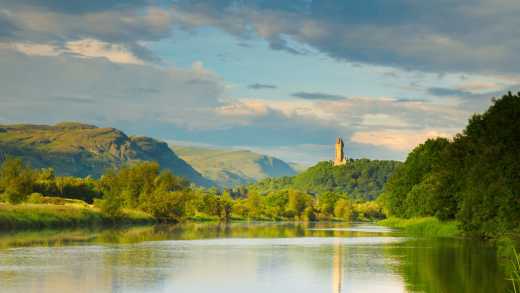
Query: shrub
[
  {"left": 141, "top": 191, "right": 192, "bottom": 222},
  {"left": 334, "top": 198, "right": 352, "bottom": 220}
]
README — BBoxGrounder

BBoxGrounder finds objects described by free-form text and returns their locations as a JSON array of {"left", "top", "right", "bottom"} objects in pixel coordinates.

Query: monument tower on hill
[{"left": 334, "top": 137, "right": 347, "bottom": 166}]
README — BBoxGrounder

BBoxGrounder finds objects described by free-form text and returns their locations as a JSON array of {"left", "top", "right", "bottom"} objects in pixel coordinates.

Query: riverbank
[
  {"left": 378, "top": 216, "right": 460, "bottom": 237},
  {"left": 0, "top": 203, "right": 155, "bottom": 230}
]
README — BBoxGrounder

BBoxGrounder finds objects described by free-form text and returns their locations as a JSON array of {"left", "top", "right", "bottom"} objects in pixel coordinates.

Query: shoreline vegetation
[
  {"left": 0, "top": 202, "right": 154, "bottom": 230},
  {"left": 377, "top": 217, "right": 460, "bottom": 238},
  {"left": 0, "top": 156, "right": 386, "bottom": 231}
]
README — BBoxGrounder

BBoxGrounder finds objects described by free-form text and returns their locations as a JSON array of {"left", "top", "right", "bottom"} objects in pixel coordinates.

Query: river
[{"left": 0, "top": 222, "right": 510, "bottom": 292}]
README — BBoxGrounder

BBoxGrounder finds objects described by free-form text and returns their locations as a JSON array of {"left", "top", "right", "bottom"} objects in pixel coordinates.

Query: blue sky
[{"left": 0, "top": 0, "right": 519, "bottom": 164}]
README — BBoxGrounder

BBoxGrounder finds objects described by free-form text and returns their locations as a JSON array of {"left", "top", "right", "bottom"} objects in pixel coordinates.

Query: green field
[{"left": 0, "top": 202, "right": 155, "bottom": 230}]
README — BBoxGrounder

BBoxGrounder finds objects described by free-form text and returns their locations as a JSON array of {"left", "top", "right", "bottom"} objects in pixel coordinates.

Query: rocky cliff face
[{"left": 0, "top": 122, "right": 211, "bottom": 186}]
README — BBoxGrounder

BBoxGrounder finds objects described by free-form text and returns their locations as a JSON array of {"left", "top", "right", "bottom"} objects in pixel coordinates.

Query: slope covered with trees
[
  {"left": 248, "top": 159, "right": 401, "bottom": 201},
  {"left": 382, "top": 92, "right": 520, "bottom": 236}
]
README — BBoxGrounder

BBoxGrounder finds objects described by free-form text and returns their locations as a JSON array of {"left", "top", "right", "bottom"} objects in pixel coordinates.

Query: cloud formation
[
  {"left": 0, "top": 1, "right": 171, "bottom": 62},
  {"left": 0, "top": 0, "right": 515, "bottom": 163},
  {"left": 0, "top": 48, "right": 226, "bottom": 129},
  {"left": 169, "top": 0, "right": 520, "bottom": 75}
]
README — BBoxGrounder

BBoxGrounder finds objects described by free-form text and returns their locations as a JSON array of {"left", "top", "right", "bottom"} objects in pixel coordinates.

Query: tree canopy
[{"left": 382, "top": 92, "right": 520, "bottom": 236}]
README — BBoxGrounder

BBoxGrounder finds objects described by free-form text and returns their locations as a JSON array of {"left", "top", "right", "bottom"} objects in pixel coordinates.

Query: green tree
[
  {"left": 246, "top": 191, "right": 264, "bottom": 219},
  {"left": 381, "top": 92, "right": 520, "bottom": 236},
  {"left": 317, "top": 191, "right": 347, "bottom": 217},
  {"left": 141, "top": 190, "right": 193, "bottom": 222},
  {"left": 334, "top": 198, "right": 352, "bottom": 220},
  {"left": 264, "top": 190, "right": 289, "bottom": 219},
  {"left": 383, "top": 138, "right": 450, "bottom": 217},
  {"left": 0, "top": 158, "right": 34, "bottom": 204},
  {"left": 287, "top": 189, "right": 311, "bottom": 219}
]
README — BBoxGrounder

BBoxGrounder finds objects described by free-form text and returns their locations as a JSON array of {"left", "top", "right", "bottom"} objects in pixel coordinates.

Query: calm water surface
[{"left": 0, "top": 223, "right": 510, "bottom": 292}]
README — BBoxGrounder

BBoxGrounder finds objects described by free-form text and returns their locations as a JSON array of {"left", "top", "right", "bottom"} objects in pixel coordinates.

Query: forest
[
  {"left": 0, "top": 158, "right": 384, "bottom": 226},
  {"left": 382, "top": 92, "right": 520, "bottom": 237}
]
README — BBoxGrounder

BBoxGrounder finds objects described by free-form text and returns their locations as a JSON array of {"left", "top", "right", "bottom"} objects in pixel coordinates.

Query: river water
[{"left": 0, "top": 222, "right": 510, "bottom": 292}]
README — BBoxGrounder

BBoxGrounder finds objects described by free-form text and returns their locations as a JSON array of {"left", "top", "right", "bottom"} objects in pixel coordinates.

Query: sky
[{"left": 0, "top": 0, "right": 519, "bottom": 164}]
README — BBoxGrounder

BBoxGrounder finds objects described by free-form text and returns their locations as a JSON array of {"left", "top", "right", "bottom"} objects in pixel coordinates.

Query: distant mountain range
[
  {"left": 171, "top": 145, "right": 304, "bottom": 188},
  {"left": 0, "top": 122, "right": 211, "bottom": 186},
  {"left": 0, "top": 122, "right": 302, "bottom": 188}
]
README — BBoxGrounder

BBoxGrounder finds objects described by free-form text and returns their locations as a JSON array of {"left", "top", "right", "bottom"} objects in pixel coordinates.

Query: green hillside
[
  {"left": 0, "top": 122, "right": 211, "bottom": 186},
  {"left": 249, "top": 159, "right": 402, "bottom": 201},
  {"left": 171, "top": 145, "right": 298, "bottom": 188}
]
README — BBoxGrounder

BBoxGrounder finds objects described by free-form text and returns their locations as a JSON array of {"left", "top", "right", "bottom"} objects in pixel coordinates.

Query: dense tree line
[
  {"left": 0, "top": 159, "right": 383, "bottom": 222},
  {"left": 0, "top": 158, "right": 101, "bottom": 204},
  {"left": 383, "top": 92, "right": 520, "bottom": 236}
]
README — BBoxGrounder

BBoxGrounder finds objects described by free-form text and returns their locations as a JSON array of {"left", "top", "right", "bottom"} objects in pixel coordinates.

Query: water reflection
[
  {"left": 0, "top": 223, "right": 512, "bottom": 293},
  {"left": 332, "top": 242, "right": 343, "bottom": 293}
]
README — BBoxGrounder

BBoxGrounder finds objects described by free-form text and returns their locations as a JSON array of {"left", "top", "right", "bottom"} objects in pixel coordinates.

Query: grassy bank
[
  {"left": 0, "top": 203, "right": 155, "bottom": 230},
  {"left": 378, "top": 217, "right": 460, "bottom": 237}
]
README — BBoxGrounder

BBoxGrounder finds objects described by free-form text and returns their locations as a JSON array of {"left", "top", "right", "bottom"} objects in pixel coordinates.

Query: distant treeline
[
  {"left": 382, "top": 92, "right": 520, "bottom": 237},
  {"left": 0, "top": 158, "right": 383, "bottom": 222}
]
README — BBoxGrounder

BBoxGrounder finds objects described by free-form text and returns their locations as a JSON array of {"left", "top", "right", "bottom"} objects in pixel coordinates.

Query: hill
[
  {"left": 249, "top": 159, "right": 402, "bottom": 201},
  {"left": 171, "top": 145, "right": 298, "bottom": 188},
  {"left": 0, "top": 122, "right": 211, "bottom": 186}
]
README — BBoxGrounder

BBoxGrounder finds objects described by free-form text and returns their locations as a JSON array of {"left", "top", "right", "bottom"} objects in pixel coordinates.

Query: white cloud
[
  {"left": 351, "top": 129, "right": 454, "bottom": 151},
  {"left": 2, "top": 39, "right": 146, "bottom": 64},
  {"left": 12, "top": 43, "right": 62, "bottom": 56},
  {"left": 217, "top": 100, "right": 271, "bottom": 118},
  {"left": 65, "top": 39, "right": 144, "bottom": 64},
  {"left": 0, "top": 48, "right": 226, "bottom": 129},
  {"left": 360, "top": 113, "right": 410, "bottom": 128}
]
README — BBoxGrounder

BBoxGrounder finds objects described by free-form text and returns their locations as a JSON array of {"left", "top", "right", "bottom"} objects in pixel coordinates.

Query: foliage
[
  {"left": 141, "top": 191, "right": 193, "bottom": 222},
  {"left": 352, "top": 200, "right": 385, "bottom": 221},
  {"left": 334, "top": 198, "right": 352, "bottom": 220},
  {"left": 382, "top": 92, "right": 520, "bottom": 237},
  {"left": 382, "top": 138, "right": 451, "bottom": 218},
  {"left": 0, "top": 158, "right": 34, "bottom": 204},
  {"left": 0, "top": 203, "right": 154, "bottom": 230},
  {"left": 248, "top": 159, "right": 401, "bottom": 201},
  {"left": 379, "top": 217, "right": 460, "bottom": 237},
  {"left": 0, "top": 157, "right": 384, "bottom": 225},
  {"left": 33, "top": 175, "right": 101, "bottom": 203},
  {"left": 511, "top": 249, "right": 520, "bottom": 292}
]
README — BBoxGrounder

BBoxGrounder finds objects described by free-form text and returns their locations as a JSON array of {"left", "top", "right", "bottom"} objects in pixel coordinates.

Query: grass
[
  {"left": 510, "top": 248, "right": 520, "bottom": 292},
  {"left": 0, "top": 202, "right": 155, "bottom": 230},
  {"left": 378, "top": 216, "right": 461, "bottom": 237}
]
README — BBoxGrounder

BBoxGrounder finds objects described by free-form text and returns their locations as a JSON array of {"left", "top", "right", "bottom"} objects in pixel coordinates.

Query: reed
[{"left": 511, "top": 248, "right": 520, "bottom": 293}]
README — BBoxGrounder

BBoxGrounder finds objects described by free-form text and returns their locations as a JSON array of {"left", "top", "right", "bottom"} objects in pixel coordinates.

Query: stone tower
[{"left": 334, "top": 137, "right": 347, "bottom": 166}]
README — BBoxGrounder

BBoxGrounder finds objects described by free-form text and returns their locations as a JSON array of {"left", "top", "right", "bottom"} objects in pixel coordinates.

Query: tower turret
[{"left": 334, "top": 137, "right": 347, "bottom": 166}]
